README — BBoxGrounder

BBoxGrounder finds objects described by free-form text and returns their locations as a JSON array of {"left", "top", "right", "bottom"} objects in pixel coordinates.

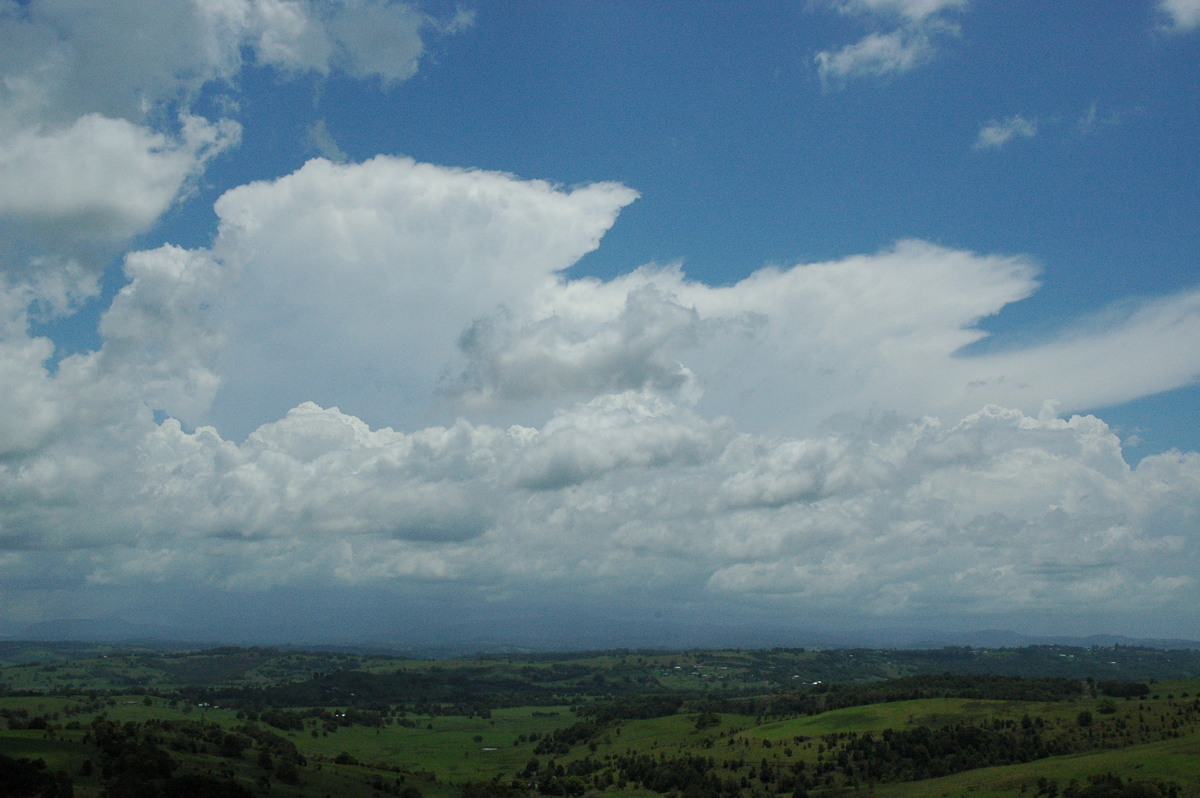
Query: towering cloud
[
  {"left": 4, "top": 144, "right": 1200, "bottom": 636},
  {"left": 206, "top": 156, "right": 639, "bottom": 435}
]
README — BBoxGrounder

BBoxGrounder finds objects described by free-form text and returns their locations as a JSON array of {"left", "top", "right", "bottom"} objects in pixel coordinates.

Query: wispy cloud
[
  {"left": 1075, "top": 103, "right": 1131, "bottom": 136},
  {"left": 1076, "top": 104, "right": 1100, "bottom": 135},
  {"left": 307, "top": 119, "right": 348, "bottom": 162},
  {"left": 815, "top": 0, "right": 966, "bottom": 84},
  {"left": 973, "top": 114, "right": 1037, "bottom": 150},
  {"left": 816, "top": 28, "right": 936, "bottom": 82}
]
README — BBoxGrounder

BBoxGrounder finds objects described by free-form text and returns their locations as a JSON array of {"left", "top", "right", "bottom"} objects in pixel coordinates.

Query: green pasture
[
  {"left": 285, "top": 705, "right": 580, "bottom": 783},
  {"left": 1145, "top": 678, "right": 1200, "bottom": 696},
  {"left": 0, "top": 730, "right": 84, "bottom": 770},
  {"left": 864, "top": 733, "right": 1200, "bottom": 797},
  {"left": 602, "top": 712, "right": 710, "bottom": 751},
  {"left": 749, "top": 697, "right": 1064, "bottom": 739}
]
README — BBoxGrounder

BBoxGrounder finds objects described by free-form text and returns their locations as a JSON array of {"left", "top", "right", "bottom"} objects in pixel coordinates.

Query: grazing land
[{"left": 2, "top": 642, "right": 1199, "bottom": 796}]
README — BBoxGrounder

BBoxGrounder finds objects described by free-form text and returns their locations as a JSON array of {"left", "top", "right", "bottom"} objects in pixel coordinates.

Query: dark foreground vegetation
[{"left": 2, "top": 642, "right": 1199, "bottom": 796}]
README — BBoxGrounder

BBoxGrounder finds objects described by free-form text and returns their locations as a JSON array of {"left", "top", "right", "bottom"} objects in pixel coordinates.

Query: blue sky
[{"left": 2, "top": 0, "right": 1199, "bottom": 646}]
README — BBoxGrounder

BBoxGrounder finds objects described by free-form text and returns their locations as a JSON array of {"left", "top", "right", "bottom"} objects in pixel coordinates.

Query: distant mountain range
[
  {"left": 14, "top": 617, "right": 185, "bottom": 643},
  {"left": 5, "top": 617, "right": 1198, "bottom": 654},
  {"left": 907, "top": 629, "right": 1200, "bottom": 651}
]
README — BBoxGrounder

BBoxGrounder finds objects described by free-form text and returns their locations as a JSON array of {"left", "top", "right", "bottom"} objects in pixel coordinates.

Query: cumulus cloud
[
  {"left": 701, "top": 405, "right": 1199, "bottom": 620},
  {"left": 815, "top": 0, "right": 965, "bottom": 84},
  {"left": 0, "top": 0, "right": 455, "bottom": 309},
  {"left": 205, "top": 155, "right": 639, "bottom": 437},
  {"left": 0, "top": 0, "right": 444, "bottom": 121},
  {"left": 4, "top": 354, "right": 1200, "bottom": 630},
  {"left": 0, "top": 242, "right": 227, "bottom": 462},
  {"left": 0, "top": 114, "right": 240, "bottom": 243},
  {"left": 1158, "top": 0, "right": 1200, "bottom": 30},
  {"left": 974, "top": 114, "right": 1038, "bottom": 150},
  {"left": 453, "top": 281, "right": 708, "bottom": 412}
]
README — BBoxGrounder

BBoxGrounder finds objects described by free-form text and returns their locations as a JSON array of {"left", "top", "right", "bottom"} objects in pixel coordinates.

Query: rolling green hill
[{"left": 2, "top": 644, "right": 1199, "bottom": 797}]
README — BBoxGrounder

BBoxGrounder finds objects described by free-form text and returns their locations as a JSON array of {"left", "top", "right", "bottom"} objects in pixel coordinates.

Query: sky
[{"left": 1, "top": 0, "right": 1199, "bottom": 647}]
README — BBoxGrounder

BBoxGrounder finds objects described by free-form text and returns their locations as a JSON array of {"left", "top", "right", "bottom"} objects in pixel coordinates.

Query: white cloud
[
  {"left": 205, "top": 155, "right": 639, "bottom": 437},
  {"left": 0, "top": 243, "right": 227, "bottom": 460},
  {"left": 963, "top": 289, "right": 1200, "bottom": 409},
  {"left": 4, "top": 143, "right": 1199, "bottom": 634},
  {"left": 1, "top": 0, "right": 228, "bottom": 125},
  {"left": 201, "top": 0, "right": 436, "bottom": 84},
  {"left": 453, "top": 281, "right": 707, "bottom": 412},
  {"left": 448, "top": 237, "right": 1200, "bottom": 436},
  {"left": 974, "top": 114, "right": 1037, "bottom": 150},
  {"left": 188, "top": 150, "right": 1200, "bottom": 446},
  {"left": 4, "top": 353, "right": 1200, "bottom": 630},
  {"left": 0, "top": 0, "right": 440, "bottom": 120},
  {"left": 2, "top": 143, "right": 1199, "bottom": 635},
  {"left": 816, "top": 28, "right": 936, "bottom": 82},
  {"left": 0, "top": 0, "right": 454, "bottom": 308},
  {"left": 0, "top": 112, "right": 238, "bottom": 316},
  {"left": 815, "top": 0, "right": 964, "bottom": 83},
  {"left": 323, "top": 0, "right": 429, "bottom": 84},
  {"left": 1158, "top": 0, "right": 1200, "bottom": 30},
  {"left": 511, "top": 390, "right": 731, "bottom": 491},
  {"left": 0, "top": 114, "right": 240, "bottom": 244},
  {"left": 96, "top": 245, "right": 230, "bottom": 421}
]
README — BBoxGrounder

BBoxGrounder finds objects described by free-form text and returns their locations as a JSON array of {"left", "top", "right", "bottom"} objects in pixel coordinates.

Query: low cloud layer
[{"left": 4, "top": 379, "right": 1199, "bottom": 634}]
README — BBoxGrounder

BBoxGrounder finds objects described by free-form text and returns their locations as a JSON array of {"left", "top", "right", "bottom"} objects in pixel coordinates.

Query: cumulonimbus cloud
[{"left": 2, "top": 149, "right": 1200, "bottom": 634}]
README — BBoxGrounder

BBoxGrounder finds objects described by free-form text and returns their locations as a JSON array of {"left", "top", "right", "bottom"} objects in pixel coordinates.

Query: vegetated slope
[{"left": 1, "top": 645, "right": 1200, "bottom": 796}]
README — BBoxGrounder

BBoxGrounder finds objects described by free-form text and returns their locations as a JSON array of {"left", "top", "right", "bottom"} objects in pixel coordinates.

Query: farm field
[{"left": 2, "top": 643, "right": 1199, "bottom": 796}]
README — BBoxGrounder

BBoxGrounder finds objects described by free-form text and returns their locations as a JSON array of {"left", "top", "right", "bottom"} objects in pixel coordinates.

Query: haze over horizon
[{"left": 2, "top": 0, "right": 1199, "bottom": 646}]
